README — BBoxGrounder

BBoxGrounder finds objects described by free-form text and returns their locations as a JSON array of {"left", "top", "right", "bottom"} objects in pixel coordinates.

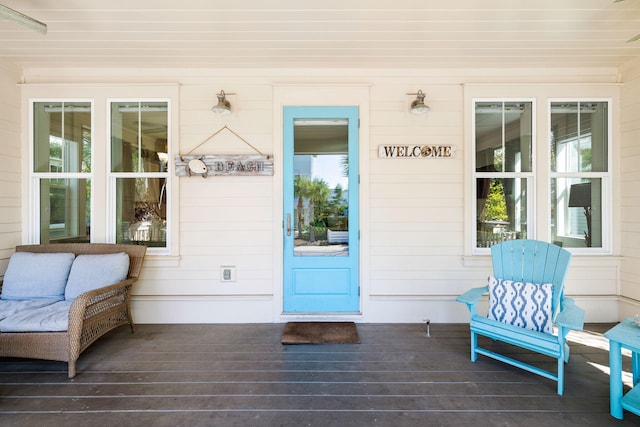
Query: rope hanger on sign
[
  {"left": 174, "top": 125, "right": 274, "bottom": 178},
  {"left": 185, "top": 125, "right": 266, "bottom": 157}
]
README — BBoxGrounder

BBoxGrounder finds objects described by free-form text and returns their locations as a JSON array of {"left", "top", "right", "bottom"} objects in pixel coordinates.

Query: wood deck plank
[{"left": 0, "top": 323, "right": 637, "bottom": 426}]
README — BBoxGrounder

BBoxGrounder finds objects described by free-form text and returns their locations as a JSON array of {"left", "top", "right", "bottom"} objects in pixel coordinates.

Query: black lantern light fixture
[{"left": 568, "top": 182, "right": 592, "bottom": 247}]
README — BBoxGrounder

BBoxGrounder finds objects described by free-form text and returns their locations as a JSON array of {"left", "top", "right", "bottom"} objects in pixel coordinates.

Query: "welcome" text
[{"left": 378, "top": 145, "right": 455, "bottom": 158}]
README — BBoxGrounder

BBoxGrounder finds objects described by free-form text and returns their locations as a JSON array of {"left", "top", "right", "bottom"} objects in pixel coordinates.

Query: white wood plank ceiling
[{"left": 1, "top": 0, "right": 640, "bottom": 70}]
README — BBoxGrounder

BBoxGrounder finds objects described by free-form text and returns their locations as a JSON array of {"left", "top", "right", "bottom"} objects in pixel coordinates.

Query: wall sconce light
[
  {"left": 409, "top": 90, "right": 430, "bottom": 114},
  {"left": 212, "top": 90, "right": 232, "bottom": 115}
]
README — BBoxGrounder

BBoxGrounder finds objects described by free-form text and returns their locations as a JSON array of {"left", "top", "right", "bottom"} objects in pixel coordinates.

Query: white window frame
[
  {"left": 28, "top": 99, "right": 94, "bottom": 244},
  {"left": 548, "top": 98, "right": 613, "bottom": 254},
  {"left": 471, "top": 98, "right": 536, "bottom": 254},
  {"left": 106, "top": 98, "right": 172, "bottom": 255}
]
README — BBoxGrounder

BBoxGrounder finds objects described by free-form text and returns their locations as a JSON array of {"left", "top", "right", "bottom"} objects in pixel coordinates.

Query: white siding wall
[
  {"left": 619, "top": 58, "right": 640, "bottom": 317},
  {"left": 0, "top": 63, "right": 21, "bottom": 271},
  {"left": 135, "top": 82, "right": 277, "bottom": 323},
  {"left": 366, "top": 83, "right": 470, "bottom": 322},
  {"left": 14, "top": 68, "right": 631, "bottom": 323}
]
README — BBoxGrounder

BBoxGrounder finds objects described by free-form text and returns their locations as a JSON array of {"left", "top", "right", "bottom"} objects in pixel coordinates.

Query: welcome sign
[{"left": 378, "top": 145, "right": 455, "bottom": 159}]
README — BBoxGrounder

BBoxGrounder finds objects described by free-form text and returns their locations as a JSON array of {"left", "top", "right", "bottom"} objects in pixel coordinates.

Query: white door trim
[{"left": 272, "top": 84, "right": 371, "bottom": 322}]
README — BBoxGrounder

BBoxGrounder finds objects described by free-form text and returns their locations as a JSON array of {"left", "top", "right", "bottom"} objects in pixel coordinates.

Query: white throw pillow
[
  {"left": 64, "top": 252, "right": 130, "bottom": 300},
  {"left": 1, "top": 252, "right": 75, "bottom": 301},
  {"left": 487, "top": 276, "right": 553, "bottom": 334}
]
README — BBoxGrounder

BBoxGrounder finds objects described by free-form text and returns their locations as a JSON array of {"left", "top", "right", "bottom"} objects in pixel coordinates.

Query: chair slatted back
[{"left": 491, "top": 239, "right": 571, "bottom": 318}]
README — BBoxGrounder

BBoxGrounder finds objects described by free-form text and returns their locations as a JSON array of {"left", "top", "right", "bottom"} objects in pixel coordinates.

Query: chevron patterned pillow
[{"left": 487, "top": 276, "right": 553, "bottom": 334}]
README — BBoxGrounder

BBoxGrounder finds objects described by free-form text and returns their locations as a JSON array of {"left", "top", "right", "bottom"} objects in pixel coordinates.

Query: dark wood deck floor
[{"left": 0, "top": 323, "right": 638, "bottom": 426}]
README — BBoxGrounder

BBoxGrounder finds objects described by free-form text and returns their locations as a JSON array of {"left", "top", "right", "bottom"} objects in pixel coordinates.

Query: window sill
[
  {"left": 463, "top": 255, "right": 492, "bottom": 268},
  {"left": 142, "top": 255, "right": 181, "bottom": 268},
  {"left": 463, "top": 253, "right": 623, "bottom": 268}
]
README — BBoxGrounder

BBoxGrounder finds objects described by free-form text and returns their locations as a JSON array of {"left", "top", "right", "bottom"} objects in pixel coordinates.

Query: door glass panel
[{"left": 293, "top": 118, "right": 349, "bottom": 256}]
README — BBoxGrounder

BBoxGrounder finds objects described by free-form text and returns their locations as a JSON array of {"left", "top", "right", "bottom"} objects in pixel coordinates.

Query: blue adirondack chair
[{"left": 456, "top": 239, "right": 585, "bottom": 395}]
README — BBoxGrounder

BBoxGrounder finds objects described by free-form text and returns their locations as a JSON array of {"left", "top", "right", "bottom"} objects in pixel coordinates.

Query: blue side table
[{"left": 604, "top": 318, "right": 640, "bottom": 419}]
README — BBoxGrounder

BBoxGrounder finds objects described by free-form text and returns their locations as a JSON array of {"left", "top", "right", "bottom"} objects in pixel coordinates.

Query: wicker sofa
[{"left": 0, "top": 243, "right": 146, "bottom": 378}]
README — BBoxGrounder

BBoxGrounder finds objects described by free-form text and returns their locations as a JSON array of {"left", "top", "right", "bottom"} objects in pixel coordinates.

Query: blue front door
[{"left": 283, "top": 106, "right": 360, "bottom": 313}]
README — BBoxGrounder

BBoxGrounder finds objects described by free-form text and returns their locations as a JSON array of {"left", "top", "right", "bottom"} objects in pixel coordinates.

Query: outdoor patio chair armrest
[
  {"left": 456, "top": 285, "right": 489, "bottom": 308},
  {"left": 555, "top": 297, "right": 585, "bottom": 331},
  {"left": 68, "top": 279, "right": 134, "bottom": 351},
  {"left": 69, "top": 279, "right": 133, "bottom": 321}
]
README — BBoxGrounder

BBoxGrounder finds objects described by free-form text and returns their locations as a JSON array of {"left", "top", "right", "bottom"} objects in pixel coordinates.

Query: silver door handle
[{"left": 286, "top": 213, "right": 291, "bottom": 236}]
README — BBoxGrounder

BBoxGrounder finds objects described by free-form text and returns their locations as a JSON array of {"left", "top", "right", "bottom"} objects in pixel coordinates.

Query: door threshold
[{"left": 280, "top": 312, "right": 362, "bottom": 323}]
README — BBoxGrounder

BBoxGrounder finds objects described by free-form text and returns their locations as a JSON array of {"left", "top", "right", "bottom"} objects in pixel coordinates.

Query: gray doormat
[{"left": 281, "top": 322, "right": 360, "bottom": 344}]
